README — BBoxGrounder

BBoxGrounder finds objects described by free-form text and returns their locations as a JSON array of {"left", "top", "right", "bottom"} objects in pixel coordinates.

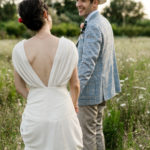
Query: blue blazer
[{"left": 77, "top": 11, "right": 121, "bottom": 106}]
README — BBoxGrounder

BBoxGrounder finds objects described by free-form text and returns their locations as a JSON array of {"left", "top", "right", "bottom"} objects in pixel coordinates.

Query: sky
[{"left": 98, "top": 0, "right": 150, "bottom": 19}]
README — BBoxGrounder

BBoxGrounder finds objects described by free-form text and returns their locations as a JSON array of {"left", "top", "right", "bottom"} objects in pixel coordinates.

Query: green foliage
[
  {"left": 50, "top": 9, "right": 71, "bottom": 25},
  {"left": 104, "top": 109, "right": 124, "bottom": 150},
  {"left": 51, "top": 23, "right": 80, "bottom": 37},
  {"left": 102, "top": 0, "right": 145, "bottom": 25},
  {"left": 112, "top": 24, "right": 150, "bottom": 37},
  {"left": 0, "top": 65, "right": 24, "bottom": 149},
  {"left": 136, "top": 19, "right": 150, "bottom": 27},
  {"left": 112, "top": 37, "right": 150, "bottom": 149},
  {"left": 5, "top": 21, "right": 26, "bottom": 37},
  {"left": 53, "top": 0, "right": 83, "bottom": 24},
  {"left": 0, "top": 0, "right": 149, "bottom": 39},
  {"left": 0, "top": 2, "right": 17, "bottom": 21},
  {"left": 0, "top": 21, "right": 34, "bottom": 39},
  {"left": 0, "top": 39, "right": 25, "bottom": 149},
  {"left": 0, "top": 21, "right": 81, "bottom": 39},
  {"left": 2, "top": 20, "right": 150, "bottom": 38},
  {"left": 1, "top": 38, "right": 150, "bottom": 149}
]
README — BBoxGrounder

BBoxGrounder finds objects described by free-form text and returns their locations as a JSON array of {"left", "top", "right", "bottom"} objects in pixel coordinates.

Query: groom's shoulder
[{"left": 89, "top": 14, "right": 112, "bottom": 32}]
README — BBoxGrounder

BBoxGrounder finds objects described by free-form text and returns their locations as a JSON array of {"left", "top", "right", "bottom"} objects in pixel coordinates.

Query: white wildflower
[
  {"left": 18, "top": 102, "right": 22, "bottom": 106},
  {"left": 120, "top": 84, "right": 123, "bottom": 87},
  {"left": 126, "top": 57, "right": 136, "bottom": 63},
  {"left": 147, "top": 111, "right": 150, "bottom": 114},
  {"left": 107, "top": 112, "right": 111, "bottom": 117},
  {"left": 120, "top": 77, "right": 128, "bottom": 84},
  {"left": 116, "top": 98, "right": 120, "bottom": 102},
  {"left": 120, "top": 80, "right": 124, "bottom": 83},
  {"left": 18, "top": 99, "right": 22, "bottom": 106},
  {"left": 133, "top": 86, "right": 146, "bottom": 91},
  {"left": 8, "top": 69, "right": 12, "bottom": 72},
  {"left": 139, "top": 94, "right": 144, "bottom": 100},
  {"left": 120, "top": 103, "right": 126, "bottom": 107}
]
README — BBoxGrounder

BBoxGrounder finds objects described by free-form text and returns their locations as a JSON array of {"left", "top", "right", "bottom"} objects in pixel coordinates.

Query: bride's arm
[
  {"left": 14, "top": 70, "right": 29, "bottom": 99},
  {"left": 69, "top": 67, "right": 80, "bottom": 113}
]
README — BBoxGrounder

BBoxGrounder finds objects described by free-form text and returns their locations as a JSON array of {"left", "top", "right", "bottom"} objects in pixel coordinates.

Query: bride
[{"left": 12, "top": 0, "right": 83, "bottom": 149}]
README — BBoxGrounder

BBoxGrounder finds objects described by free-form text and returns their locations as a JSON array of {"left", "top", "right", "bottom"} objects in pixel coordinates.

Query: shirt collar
[{"left": 85, "top": 10, "right": 99, "bottom": 22}]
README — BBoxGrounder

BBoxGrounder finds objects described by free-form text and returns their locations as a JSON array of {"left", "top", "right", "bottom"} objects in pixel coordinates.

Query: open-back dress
[{"left": 12, "top": 37, "right": 83, "bottom": 150}]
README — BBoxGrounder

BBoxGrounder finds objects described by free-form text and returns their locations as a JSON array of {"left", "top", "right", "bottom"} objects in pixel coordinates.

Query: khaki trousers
[{"left": 78, "top": 102, "right": 106, "bottom": 150}]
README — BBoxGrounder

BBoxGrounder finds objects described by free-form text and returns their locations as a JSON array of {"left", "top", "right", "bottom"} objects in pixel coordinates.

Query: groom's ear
[
  {"left": 93, "top": 0, "right": 99, "bottom": 5},
  {"left": 92, "top": 0, "right": 99, "bottom": 7}
]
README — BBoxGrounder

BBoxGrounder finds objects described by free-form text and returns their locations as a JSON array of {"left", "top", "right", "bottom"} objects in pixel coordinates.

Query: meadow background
[
  {"left": 1, "top": 0, "right": 150, "bottom": 150},
  {"left": 1, "top": 37, "right": 150, "bottom": 150}
]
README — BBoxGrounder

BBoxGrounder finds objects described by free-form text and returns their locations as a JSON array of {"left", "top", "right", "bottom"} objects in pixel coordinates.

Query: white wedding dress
[{"left": 12, "top": 37, "right": 83, "bottom": 150}]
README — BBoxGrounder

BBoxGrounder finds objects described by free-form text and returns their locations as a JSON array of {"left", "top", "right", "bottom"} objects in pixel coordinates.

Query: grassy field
[{"left": 0, "top": 37, "right": 150, "bottom": 150}]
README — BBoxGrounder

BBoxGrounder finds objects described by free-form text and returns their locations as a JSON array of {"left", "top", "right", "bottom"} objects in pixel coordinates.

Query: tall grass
[
  {"left": 0, "top": 40, "right": 24, "bottom": 150},
  {"left": 0, "top": 37, "right": 150, "bottom": 150},
  {"left": 104, "top": 37, "right": 150, "bottom": 150}
]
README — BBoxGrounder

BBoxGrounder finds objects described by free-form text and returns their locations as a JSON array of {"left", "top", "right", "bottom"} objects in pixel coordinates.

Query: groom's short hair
[{"left": 90, "top": 0, "right": 99, "bottom": 3}]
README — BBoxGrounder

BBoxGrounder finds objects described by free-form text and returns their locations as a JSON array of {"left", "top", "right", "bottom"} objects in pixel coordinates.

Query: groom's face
[{"left": 76, "top": 0, "right": 95, "bottom": 18}]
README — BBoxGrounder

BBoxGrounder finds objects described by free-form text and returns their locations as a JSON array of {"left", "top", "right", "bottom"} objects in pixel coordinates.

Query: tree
[
  {"left": 102, "top": 0, "right": 145, "bottom": 25},
  {"left": 0, "top": 0, "right": 15, "bottom": 6},
  {"left": 0, "top": 0, "right": 17, "bottom": 22},
  {"left": 0, "top": 1, "right": 17, "bottom": 21},
  {"left": 52, "top": 0, "right": 83, "bottom": 24},
  {"left": 44, "top": 0, "right": 52, "bottom": 6}
]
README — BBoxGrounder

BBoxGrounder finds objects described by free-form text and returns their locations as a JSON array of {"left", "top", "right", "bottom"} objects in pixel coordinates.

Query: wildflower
[
  {"left": 120, "top": 103, "right": 126, "bottom": 107},
  {"left": 107, "top": 112, "right": 111, "bottom": 117},
  {"left": 120, "top": 84, "right": 123, "bottom": 87},
  {"left": 8, "top": 69, "right": 12, "bottom": 72},
  {"left": 147, "top": 111, "right": 150, "bottom": 114},
  {"left": 133, "top": 86, "right": 146, "bottom": 91},
  {"left": 139, "top": 94, "right": 144, "bottom": 99},
  {"left": 126, "top": 57, "right": 136, "bottom": 63},
  {"left": 120, "top": 80, "right": 124, "bottom": 83},
  {"left": 116, "top": 98, "right": 120, "bottom": 102},
  {"left": 18, "top": 99, "right": 22, "bottom": 106}
]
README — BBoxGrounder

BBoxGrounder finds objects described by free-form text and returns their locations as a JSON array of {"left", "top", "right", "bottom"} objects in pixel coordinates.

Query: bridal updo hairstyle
[{"left": 18, "top": 0, "right": 48, "bottom": 31}]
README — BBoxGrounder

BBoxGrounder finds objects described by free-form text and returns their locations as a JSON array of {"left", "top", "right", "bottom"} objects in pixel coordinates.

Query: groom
[{"left": 76, "top": 0, "right": 121, "bottom": 150}]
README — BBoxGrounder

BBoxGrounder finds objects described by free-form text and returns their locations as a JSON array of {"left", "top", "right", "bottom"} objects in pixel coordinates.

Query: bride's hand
[{"left": 74, "top": 104, "right": 79, "bottom": 113}]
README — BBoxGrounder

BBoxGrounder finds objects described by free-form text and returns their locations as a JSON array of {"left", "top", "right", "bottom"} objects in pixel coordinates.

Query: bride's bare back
[{"left": 24, "top": 35, "right": 59, "bottom": 86}]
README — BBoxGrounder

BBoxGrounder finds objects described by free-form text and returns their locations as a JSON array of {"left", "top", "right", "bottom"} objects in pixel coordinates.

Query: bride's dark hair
[{"left": 18, "top": 0, "right": 49, "bottom": 31}]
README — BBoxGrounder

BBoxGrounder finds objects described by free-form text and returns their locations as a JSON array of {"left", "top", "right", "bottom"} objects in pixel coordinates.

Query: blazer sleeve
[{"left": 78, "top": 24, "right": 102, "bottom": 93}]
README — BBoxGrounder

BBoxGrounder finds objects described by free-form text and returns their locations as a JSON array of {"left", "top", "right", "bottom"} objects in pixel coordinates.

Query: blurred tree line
[
  {"left": 0, "top": 0, "right": 150, "bottom": 38},
  {"left": 0, "top": 0, "right": 17, "bottom": 21},
  {"left": 51, "top": 0, "right": 145, "bottom": 26},
  {"left": 103, "top": 0, "right": 145, "bottom": 25}
]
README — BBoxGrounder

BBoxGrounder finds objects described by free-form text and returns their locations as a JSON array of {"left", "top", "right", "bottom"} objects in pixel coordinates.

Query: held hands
[{"left": 73, "top": 103, "right": 79, "bottom": 113}]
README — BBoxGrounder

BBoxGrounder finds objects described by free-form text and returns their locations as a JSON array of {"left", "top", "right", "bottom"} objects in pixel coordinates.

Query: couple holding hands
[{"left": 12, "top": 0, "right": 121, "bottom": 149}]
